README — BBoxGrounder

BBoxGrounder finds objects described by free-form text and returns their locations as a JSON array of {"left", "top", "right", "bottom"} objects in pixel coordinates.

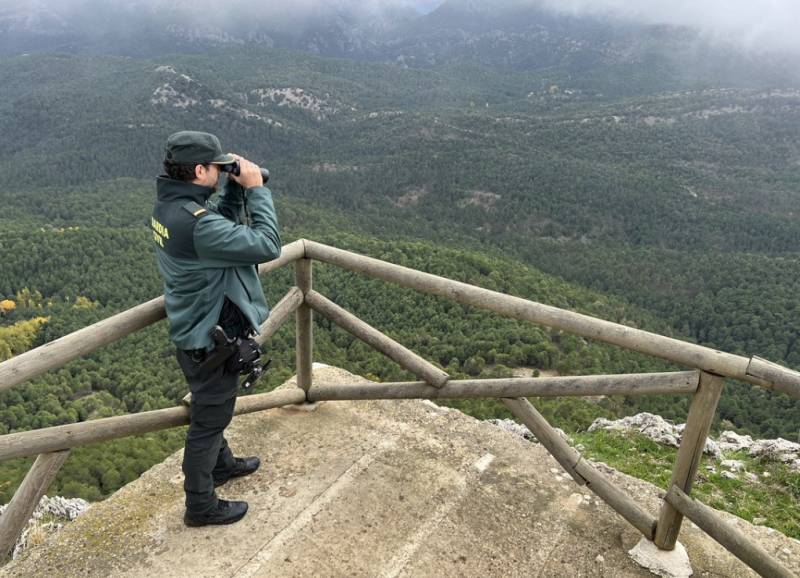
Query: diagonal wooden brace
[
  {"left": 665, "top": 486, "right": 794, "bottom": 578},
  {"left": 503, "top": 397, "right": 657, "bottom": 540},
  {"left": 304, "top": 290, "right": 449, "bottom": 388},
  {"left": 501, "top": 397, "right": 585, "bottom": 485},
  {"left": 254, "top": 286, "right": 304, "bottom": 347}
]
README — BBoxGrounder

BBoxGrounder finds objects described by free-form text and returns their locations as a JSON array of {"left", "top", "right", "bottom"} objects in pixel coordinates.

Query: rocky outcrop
[
  {"left": 588, "top": 413, "right": 800, "bottom": 471},
  {"left": 0, "top": 496, "right": 89, "bottom": 560},
  {"left": 588, "top": 413, "right": 722, "bottom": 458}
]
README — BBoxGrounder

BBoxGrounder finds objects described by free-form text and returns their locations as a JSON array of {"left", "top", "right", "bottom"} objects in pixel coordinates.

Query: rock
[
  {"left": 554, "top": 427, "right": 571, "bottom": 443},
  {"left": 589, "top": 413, "right": 680, "bottom": 447},
  {"left": 0, "top": 495, "right": 89, "bottom": 560},
  {"left": 721, "top": 459, "right": 745, "bottom": 472},
  {"left": 420, "top": 400, "right": 449, "bottom": 413},
  {"left": 744, "top": 472, "right": 759, "bottom": 483},
  {"left": 488, "top": 419, "right": 572, "bottom": 445},
  {"left": 488, "top": 418, "right": 536, "bottom": 442},
  {"left": 595, "top": 554, "right": 605, "bottom": 564},
  {"left": 588, "top": 413, "right": 721, "bottom": 458},
  {"left": 704, "top": 438, "right": 722, "bottom": 459},
  {"left": 718, "top": 430, "right": 754, "bottom": 453},
  {"left": 628, "top": 537, "right": 693, "bottom": 578},
  {"left": 587, "top": 415, "right": 796, "bottom": 465},
  {"left": 721, "top": 471, "right": 738, "bottom": 480},
  {"left": 749, "top": 438, "right": 800, "bottom": 463}
]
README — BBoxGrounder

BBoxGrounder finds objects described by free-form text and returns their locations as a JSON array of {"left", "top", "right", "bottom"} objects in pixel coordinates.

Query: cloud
[
  {"left": 535, "top": 0, "right": 800, "bottom": 54},
  {"left": 4, "top": 0, "right": 800, "bottom": 54}
]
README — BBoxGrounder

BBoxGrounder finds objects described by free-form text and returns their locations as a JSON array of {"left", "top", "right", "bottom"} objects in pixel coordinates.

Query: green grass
[{"left": 574, "top": 430, "right": 800, "bottom": 540}]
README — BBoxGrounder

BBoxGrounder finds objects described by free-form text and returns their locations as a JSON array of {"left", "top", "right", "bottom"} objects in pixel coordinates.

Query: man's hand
[{"left": 230, "top": 155, "right": 263, "bottom": 189}]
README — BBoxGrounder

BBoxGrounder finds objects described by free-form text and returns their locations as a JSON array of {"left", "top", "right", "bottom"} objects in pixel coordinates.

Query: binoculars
[{"left": 219, "top": 161, "right": 270, "bottom": 184}]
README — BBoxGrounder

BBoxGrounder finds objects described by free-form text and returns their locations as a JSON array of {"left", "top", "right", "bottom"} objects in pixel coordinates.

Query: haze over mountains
[{"left": 3, "top": 0, "right": 800, "bottom": 90}]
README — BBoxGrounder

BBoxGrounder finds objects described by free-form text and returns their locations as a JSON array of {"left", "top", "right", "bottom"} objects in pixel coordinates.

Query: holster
[{"left": 200, "top": 325, "right": 261, "bottom": 374}]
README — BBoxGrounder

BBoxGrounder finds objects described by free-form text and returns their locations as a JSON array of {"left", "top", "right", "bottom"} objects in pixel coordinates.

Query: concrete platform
[{"left": 3, "top": 366, "right": 798, "bottom": 577}]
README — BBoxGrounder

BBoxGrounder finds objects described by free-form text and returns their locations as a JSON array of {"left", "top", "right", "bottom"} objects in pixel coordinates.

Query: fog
[
  {"left": 539, "top": 0, "right": 800, "bottom": 54},
  {"left": 3, "top": 0, "right": 800, "bottom": 54}
]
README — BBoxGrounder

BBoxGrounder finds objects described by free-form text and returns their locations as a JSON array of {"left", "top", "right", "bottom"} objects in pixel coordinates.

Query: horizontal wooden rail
[
  {"left": 0, "top": 240, "right": 305, "bottom": 394},
  {"left": 746, "top": 356, "right": 800, "bottom": 399},
  {"left": 257, "top": 239, "right": 306, "bottom": 276},
  {"left": 665, "top": 486, "right": 795, "bottom": 578},
  {"left": 0, "top": 296, "right": 166, "bottom": 395},
  {"left": 0, "top": 388, "right": 306, "bottom": 462},
  {"left": 304, "top": 240, "right": 800, "bottom": 399},
  {"left": 304, "top": 290, "right": 449, "bottom": 388},
  {"left": 307, "top": 371, "right": 699, "bottom": 402}
]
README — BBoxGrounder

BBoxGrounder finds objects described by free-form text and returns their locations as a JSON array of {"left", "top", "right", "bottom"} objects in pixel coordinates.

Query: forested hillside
[{"left": 1, "top": 12, "right": 799, "bottom": 503}]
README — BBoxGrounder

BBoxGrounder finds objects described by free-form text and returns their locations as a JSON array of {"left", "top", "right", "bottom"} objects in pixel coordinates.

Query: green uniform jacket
[{"left": 151, "top": 176, "right": 281, "bottom": 351}]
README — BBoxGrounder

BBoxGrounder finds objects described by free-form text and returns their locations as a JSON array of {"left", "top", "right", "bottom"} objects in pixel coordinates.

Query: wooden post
[
  {"left": 304, "top": 290, "right": 449, "bottom": 388},
  {"left": 665, "top": 486, "right": 795, "bottom": 578},
  {"left": 0, "top": 450, "right": 70, "bottom": 560},
  {"left": 295, "top": 258, "right": 313, "bottom": 396},
  {"left": 654, "top": 372, "right": 725, "bottom": 549}
]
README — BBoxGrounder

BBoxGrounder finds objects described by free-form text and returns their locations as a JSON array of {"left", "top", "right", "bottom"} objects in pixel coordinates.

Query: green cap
[{"left": 164, "top": 131, "right": 235, "bottom": 165}]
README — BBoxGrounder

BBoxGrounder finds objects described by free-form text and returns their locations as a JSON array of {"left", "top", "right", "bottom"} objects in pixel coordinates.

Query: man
[{"left": 151, "top": 130, "right": 281, "bottom": 526}]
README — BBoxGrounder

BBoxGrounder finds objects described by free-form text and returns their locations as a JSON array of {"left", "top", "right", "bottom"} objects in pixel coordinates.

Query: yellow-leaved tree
[{"left": 0, "top": 317, "right": 50, "bottom": 361}]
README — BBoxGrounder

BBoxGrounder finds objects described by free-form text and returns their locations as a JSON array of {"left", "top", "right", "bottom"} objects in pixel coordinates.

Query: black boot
[
  {"left": 214, "top": 456, "right": 261, "bottom": 487},
  {"left": 184, "top": 499, "right": 248, "bottom": 527}
]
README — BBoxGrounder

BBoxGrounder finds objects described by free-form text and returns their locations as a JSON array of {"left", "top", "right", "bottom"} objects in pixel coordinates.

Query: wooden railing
[{"left": 0, "top": 239, "right": 797, "bottom": 577}]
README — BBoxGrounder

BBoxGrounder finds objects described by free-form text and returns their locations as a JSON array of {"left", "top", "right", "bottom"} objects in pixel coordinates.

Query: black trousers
[{"left": 177, "top": 349, "right": 240, "bottom": 514}]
